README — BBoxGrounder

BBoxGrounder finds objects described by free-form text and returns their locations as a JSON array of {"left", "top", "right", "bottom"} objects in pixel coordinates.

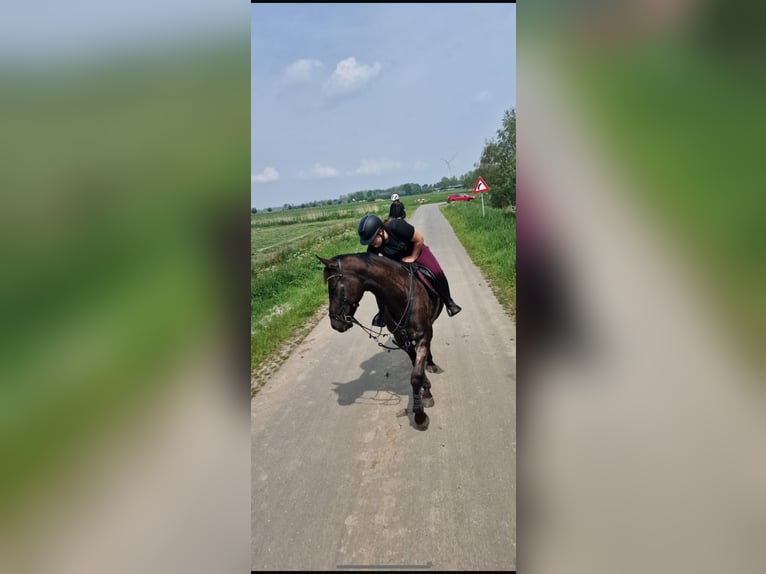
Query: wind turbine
[{"left": 441, "top": 153, "right": 457, "bottom": 179}]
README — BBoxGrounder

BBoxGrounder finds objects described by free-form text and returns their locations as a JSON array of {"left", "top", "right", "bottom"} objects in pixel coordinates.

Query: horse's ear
[{"left": 316, "top": 255, "right": 335, "bottom": 267}]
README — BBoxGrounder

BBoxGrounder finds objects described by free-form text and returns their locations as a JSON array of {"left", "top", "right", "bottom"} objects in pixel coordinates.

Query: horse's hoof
[
  {"left": 426, "top": 364, "right": 442, "bottom": 374},
  {"left": 414, "top": 411, "right": 429, "bottom": 430},
  {"left": 422, "top": 396, "right": 434, "bottom": 408}
]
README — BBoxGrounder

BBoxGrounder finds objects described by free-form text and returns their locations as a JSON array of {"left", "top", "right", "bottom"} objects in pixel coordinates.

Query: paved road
[{"left": 251, "top": 203, "right": 516, "bottom": 571}]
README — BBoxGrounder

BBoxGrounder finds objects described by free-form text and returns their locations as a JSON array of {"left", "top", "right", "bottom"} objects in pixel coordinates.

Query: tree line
[{"left": 252, "top": 107, "right": 515, "bottom": 213}]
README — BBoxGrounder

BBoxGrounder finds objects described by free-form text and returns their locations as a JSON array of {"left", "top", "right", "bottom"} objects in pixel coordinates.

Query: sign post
[{"left": 473, "top": 176, "right": 490, "bottom": 217}]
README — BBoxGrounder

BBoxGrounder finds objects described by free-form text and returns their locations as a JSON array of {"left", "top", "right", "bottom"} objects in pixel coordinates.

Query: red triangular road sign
[{"left": 473, "top": 176, "right": 490, "bottom": 194}]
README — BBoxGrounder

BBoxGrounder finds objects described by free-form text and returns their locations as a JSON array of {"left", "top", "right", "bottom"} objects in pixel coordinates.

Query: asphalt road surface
[{"left": 251, "top": 203, "right": 516, "bottom": 571}]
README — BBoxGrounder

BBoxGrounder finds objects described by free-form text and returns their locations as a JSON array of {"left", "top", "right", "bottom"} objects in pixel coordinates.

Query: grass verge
[{"left": 440, "top": 201, "right": 516, "bottom": 318}]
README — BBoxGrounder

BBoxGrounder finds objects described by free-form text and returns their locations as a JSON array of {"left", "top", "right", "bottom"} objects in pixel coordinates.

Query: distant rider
[{"left": 388, "top": 193, "right": 406, "bottom": 220}]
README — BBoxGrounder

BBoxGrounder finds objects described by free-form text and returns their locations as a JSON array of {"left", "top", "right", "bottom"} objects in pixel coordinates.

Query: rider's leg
[
  {"left": 433, "top": 272, "right": 462, "bottom": 317},
  {"left": 415, "top": 246, "right": 461, "bottom": 317}
]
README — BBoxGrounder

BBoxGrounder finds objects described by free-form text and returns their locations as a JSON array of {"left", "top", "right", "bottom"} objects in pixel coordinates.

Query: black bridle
[{"left": 326, "top": 258, "right": 359, "bottom": 325}]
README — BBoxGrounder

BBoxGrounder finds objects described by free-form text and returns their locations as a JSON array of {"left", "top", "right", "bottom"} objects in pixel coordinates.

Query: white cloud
[
  {"left": 281, "top": 58, "right": 324, "bottom": 84},
  {"left": 252, "top": 167, "right": 280, "bottom": 183},
  {"left": 413, "top": 160, "right": 429, "bottom": 171},
  {"left": 350, "top": 158, "right": 401, "bottom": 176},
  {"left": 296, "top": 163, "right": 339, "bottom": 179},
  {"left": 322, "top": 57, "right": 381, "bottom": 97}
]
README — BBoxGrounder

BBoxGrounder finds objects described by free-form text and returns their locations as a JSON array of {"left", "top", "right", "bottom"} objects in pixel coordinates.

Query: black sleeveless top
[
  {"left": 389, "top": 202, "right": 406, "bottom": 219},
  {"left": 366, "top": 218, "right": 415, "bottom": 261}
]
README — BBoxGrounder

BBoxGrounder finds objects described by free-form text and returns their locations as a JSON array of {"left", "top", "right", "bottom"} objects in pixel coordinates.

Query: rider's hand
[{"left": 402, "top": 256, "right": 415, "bottom": 264}]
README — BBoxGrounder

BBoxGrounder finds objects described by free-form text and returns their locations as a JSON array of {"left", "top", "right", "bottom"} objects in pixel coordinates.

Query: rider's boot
[
  {"left": 372, "top": 306, "right": 386, "bottom": 327},
  {"left": 434, "top": 273, "right": 462, "bottom": 317}
]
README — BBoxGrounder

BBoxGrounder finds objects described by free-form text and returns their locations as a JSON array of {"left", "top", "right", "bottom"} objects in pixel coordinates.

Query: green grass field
[{"left": 441, "top": 200, "right": 516, "bottom": 317}]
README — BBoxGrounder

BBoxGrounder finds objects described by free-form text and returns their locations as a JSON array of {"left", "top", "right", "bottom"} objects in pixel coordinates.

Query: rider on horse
[{"left": 358, "top": 214, "right": 462, "bottom": 327}]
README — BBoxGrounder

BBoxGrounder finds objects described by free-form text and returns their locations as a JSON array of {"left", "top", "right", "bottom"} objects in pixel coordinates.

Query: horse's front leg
[{"left": 411, "top": 340, "right": 430, "bottom": 430}]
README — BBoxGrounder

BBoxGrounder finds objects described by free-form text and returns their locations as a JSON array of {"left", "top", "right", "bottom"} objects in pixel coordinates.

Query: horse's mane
[{"left": 331, "top": 252, "right": 406, "bottom": 273}]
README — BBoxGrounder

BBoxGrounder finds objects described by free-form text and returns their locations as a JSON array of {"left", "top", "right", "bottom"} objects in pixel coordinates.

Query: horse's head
[{"left": 317, "top": 255, "right": 364, "bottom": 333}]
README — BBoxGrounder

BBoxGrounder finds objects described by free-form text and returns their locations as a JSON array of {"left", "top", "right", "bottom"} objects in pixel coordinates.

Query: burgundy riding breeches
[{"left": 414, "top": 245, "right": 444, "bottom": 278}]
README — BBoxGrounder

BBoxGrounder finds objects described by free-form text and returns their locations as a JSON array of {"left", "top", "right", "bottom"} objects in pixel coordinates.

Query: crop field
[
  {"left": 251, "top": 191, "right": 455, "bottom": 268},
  {"left": 252, "top": 202, "right": 381, "bottom": 227},
  {"left": 251, "top": 204, "right": 385, "bottom": 269},
  {"left": 252, "top": 220, "right": 350, "bottom": 268}
]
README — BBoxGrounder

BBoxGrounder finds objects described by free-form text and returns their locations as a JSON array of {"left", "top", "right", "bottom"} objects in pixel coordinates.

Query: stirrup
[{"left": 446, "top": 302, "right": 462, "bottom": 317}]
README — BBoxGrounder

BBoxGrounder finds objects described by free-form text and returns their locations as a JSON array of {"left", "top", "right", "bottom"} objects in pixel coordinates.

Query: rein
[{"left": 328, "top": 258, "right": 416, "bottom": 352}]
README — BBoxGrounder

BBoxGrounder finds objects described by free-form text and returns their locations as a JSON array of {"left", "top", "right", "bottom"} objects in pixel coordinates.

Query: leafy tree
[
  {"left": 436, "top": 176, "right": 458, "bottom": 189},
  {"left": 461, "top": 168, "right": 479, "bottom": 190},
  {"left": 478, "top": 108, "right": 516, "bottom": 208},
  {"left": 251, "top": 207, "right": 257, "bottom": 214}
]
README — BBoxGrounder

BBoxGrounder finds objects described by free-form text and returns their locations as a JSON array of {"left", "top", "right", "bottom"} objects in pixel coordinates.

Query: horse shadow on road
[{"left": 331, "top": 349, "right": 415, "bottom": 408}]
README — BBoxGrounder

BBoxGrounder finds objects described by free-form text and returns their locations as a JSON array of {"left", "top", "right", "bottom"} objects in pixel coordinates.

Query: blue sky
[{"left": 251, "top": 3, "right": 516, "bottom": 210}]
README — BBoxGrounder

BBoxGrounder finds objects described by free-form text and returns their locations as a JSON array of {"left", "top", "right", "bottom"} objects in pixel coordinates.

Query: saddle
[
  {"left": 383, "top": 262, "right": 444, "bottom": 326},
  {"left": 412, "top": 264, "right": 440, "bottom": 306}
]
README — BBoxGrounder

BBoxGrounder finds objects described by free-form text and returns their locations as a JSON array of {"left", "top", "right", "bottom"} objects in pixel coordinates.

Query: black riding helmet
[{"left": 358, "top": 214, "right": 383, "bottom": 245}]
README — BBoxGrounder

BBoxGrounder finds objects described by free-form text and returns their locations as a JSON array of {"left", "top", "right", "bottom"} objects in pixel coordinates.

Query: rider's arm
[{"left": 402, "top": 229, "right": 424, "bottom": 263}]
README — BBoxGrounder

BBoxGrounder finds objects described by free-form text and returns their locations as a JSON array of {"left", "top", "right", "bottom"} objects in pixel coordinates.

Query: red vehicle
[{"left": 447, "top": 193, "right": 475, "bottom": 203}]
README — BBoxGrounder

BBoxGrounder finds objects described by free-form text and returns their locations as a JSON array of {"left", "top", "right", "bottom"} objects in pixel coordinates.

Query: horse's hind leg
[
  {"left": 425, "top": 355, "right": 439, "bottom": 373},
  {"left": 421, "top": 374, "right": 434, "bottom": 408},
  {"left": 410, "top": 341, "right": 430, "bottom": 430},
  {"left": 420, "top": 342, "right": 435, "bottom": 408},
  {"left": 425, "top": 347, "right": 441, "bottom": 374}
]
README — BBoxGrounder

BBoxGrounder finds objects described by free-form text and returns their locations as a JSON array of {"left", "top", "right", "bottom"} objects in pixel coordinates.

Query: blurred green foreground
[{"left": 0, "top": 39, "right": 249, "bottom": 533}]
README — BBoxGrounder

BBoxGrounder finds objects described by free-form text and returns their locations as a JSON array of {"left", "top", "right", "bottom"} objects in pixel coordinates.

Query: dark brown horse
[{"left": 317, "top": 253, "right": 444, "bottom": 430}]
